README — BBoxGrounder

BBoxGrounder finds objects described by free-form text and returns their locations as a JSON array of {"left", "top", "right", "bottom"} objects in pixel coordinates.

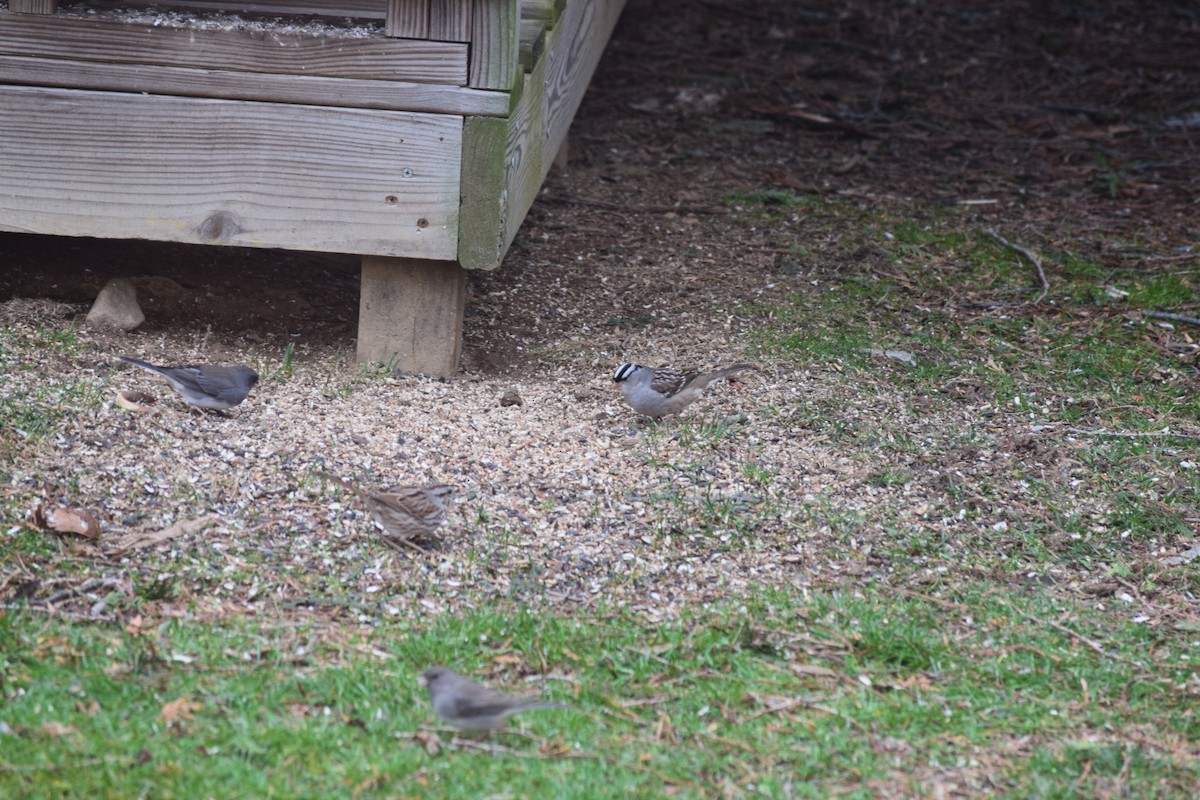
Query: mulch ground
[{"left": 2, "top": 0, "right": 1197, "bottom": 621}]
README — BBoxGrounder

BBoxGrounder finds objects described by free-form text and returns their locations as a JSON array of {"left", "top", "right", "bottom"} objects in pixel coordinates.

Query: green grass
[
  {"left": 5, "top": 194, "right": 1198, "bottom": 798},
  {"left": 737, "top": 209, "right": 1198, "bottom": 589},
  {"left": 2, "top": 587, "right": 1196, "bottom": 798},
  {"left": 0, "top": 324, "right": 105, "bottom": 445},
  {"left": 723, "top": 189, "right": 815, "bottom": 210}
]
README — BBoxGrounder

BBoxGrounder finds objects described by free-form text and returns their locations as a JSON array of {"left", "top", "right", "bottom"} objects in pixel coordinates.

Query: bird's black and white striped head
[{"left": 613, "top": 363, "right": 642, "bottom": 383}]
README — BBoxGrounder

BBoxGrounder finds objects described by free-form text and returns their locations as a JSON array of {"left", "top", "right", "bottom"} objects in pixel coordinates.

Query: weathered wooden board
[
  {"left": 9, "top": 0, "right": 58, "bottom": 13},
  {"left": 430, "top": 0, "right": 470, "bottom": 41},
  {"left": 0, "top": 86, "right": 462, "bottom": 259},
  {"left": 458, "top": 116, "right": 509, "bottom": 269},
  {"left": 85, "top": 1, "right": 387, "bottom": 17},
  {"left": 458, "top": 0, "right": 626, "bottom": 269},
  {"left": 0, "top": 54, "right": 507, "bottom": 115},
  {"left": 469, "top": 0, "right": 518, "bottom": 89},
  {"left": 537, "top": 0, "right": 624, "bottom": 187},
  {"left": 0, "top": 10, "right": 468, "bottom": 84},
  {"left": 518, "top": 18, "right": 547, "bottom": 71},
  {"left": 386, "top": 0, "right": 429, "bottom": 38},
  {"left": 522, "top": 0, "right": 561, "bottom": 26}
]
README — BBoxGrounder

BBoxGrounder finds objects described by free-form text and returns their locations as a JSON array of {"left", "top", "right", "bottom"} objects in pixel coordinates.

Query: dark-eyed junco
[
  {"left": 419, "top": 666, "right": 568, "bottom": 732},
  {"left": 319, "top": 472, "right": 456, "bottom": 548},
  {"left": 119, "top": 356, "right": 258, "bottom": 411}
]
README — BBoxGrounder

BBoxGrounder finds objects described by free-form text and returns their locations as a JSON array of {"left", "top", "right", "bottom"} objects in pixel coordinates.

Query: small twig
[
  {"left": 40, "top": 576, "right": 122, "bottom": 605},
  {"left": 737, "top": 695, "right": 868, "bottom": 732},
  {"left": 1142, "top": 310, "right": 1200, "bottom": 327},
  {"left": 986, "top": 229, "right": 1050, "bottom": 304},
  {"left": 539, "top": 194, "right": 728, "bottom": 215},
  {"left": 1003, "top": 644, "right": 1063, "bottom": 663},
  {"left": 1006, "top": 603, "right": 1149, "bottom": 672},
  {"left": 0, "top": 757, "right": 111, "bottom": 773},
  {"left": 1065, "top": 427, "right": 1200, "bottom": 441},
  {"left": 0, "top": 603, "right": 115, "bottom": 622},
  {"left": 894, "top": 586, "right": 967, "bottom": 611},
  {"left": 736, "top": 695, "right": 815, "bottom": 724}
]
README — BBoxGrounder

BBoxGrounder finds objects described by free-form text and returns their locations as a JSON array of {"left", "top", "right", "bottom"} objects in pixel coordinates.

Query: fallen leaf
[
  {"left": 159, "top": 697, "right": 202, "bottom": 726},
  {"left": 33, "top": 506, "right": 102, "bottom": 540},
  {"left": 115, "top": 389, "right": 158, "bottom": 413},
  {"left": 861, "top": 347, "right": 917, "bottom": 366},
  {"left": 39, "top": 721, "right": 79, "bottom": 738},
  {"left": 412, "top": 730, "right": 440, "bottom": 756}
]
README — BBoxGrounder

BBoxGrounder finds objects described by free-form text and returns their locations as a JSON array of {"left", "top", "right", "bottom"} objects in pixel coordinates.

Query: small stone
[
  {"left": 86, "top": 277, "right": 144, "bottom": 331},
  {"left": 499, "top": 388, "right": 523, "bottom": 407}
]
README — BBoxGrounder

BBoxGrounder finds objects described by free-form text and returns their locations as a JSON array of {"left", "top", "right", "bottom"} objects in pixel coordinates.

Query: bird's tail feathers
[
  {"left": 118, "top": 356, "right": 161, "bottom": 373},
  {"left": 515, "top": 701, "right": 571, "bottom": 712},
  {"left": 707, "top": 363, "right": 757, "bottom": 384},
  {"left": 318, "top": 471, "right": 363, "bottom": 495}
]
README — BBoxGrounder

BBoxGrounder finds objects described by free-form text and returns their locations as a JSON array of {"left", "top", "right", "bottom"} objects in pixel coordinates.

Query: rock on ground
[{"left": 86, "top": 277, "right": 144, "bottom": 332}]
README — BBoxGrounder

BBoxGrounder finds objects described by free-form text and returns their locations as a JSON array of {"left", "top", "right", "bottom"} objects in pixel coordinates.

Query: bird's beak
[{"left": 417, "top": 675, "right": 428, "bottom": 687}]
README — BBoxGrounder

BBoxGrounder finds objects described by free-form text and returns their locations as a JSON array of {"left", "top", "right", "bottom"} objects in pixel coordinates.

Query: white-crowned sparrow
[
  {"left": 612, "top": 362, "right": 756, "bottom": 418},
  {"left": 419, "top": 666, "right": 568, "bottom": 732},
  {"left": 320, "top": 472, "right": 456, "bottom": 549},
  {"left": 119, "top": 357, "right": 258, "bottom": 411}
]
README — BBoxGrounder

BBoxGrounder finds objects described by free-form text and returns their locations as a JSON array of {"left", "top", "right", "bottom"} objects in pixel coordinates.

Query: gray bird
[
  {"left": 612, "top": 362, "right": 756, "bottom": 418},
  {"left": 119, "top": 356, "right": 258, "bottom": 411},
  {"left": 419, "top": 666, "right": 568, "bottom": 732}
]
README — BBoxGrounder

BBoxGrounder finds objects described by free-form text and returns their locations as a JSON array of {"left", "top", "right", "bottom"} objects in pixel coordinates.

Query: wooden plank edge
[
  {"left": 457, "top": 116, "right": 509, "bottom": 270},
  {"left": 0, "top": 10, "right": 469, "bottom": 85},
  {"left": 10, "top": 0, "right": 59, "bottom": 13},
  {"left": 458, "top": 0, "right": 628, "bottom": 271},
  {"left": 0, "top": 54, "right": 509, "bottom": 116}
]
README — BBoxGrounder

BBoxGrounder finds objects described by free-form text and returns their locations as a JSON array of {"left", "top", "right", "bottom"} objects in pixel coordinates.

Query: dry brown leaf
[
  {"left": 412, "top": 730, "right": 441, "bottom": 756},
  {"left": 33, "top": 506, "right": 102, "bottom": 539},
  {"left": 39, "top": 721, "right": 79, "bottom": 738},
  {"left": 109, "top": 515, "right": 217, "bottom": 555},
  {"left": 159, "top": 697, "right": 202, "bottom": 726},
  {"left": 490, "top": 653, "right": 522, "bottom": 665},
  {"left": 115, "top": 389, "right": 158, "bottom": 413}
]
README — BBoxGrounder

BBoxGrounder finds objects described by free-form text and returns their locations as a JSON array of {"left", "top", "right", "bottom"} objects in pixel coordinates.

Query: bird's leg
[{"left": 381, "top": 536, "right": 429, "bottom": 555}]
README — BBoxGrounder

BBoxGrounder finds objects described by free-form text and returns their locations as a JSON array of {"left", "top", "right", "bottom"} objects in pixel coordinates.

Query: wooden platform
[{"left": 0, "top": 0, "right": 627, "bottom": 374}]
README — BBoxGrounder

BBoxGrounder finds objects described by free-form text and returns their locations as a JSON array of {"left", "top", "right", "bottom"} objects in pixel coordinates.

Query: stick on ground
[{"left": 986, "top": 228, "right": 1050, "bottom": 304}]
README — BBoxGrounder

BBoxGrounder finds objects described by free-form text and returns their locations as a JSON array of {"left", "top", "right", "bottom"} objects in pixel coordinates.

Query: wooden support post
[
  {"left": 357, "top": 256, "right": 466, "bottom": 377},
  {"left": 9, "top": 0, "right": 59, "bottom": 12},
  {"left": 553, "top": 133, "right": 569, "bottom": 170}
]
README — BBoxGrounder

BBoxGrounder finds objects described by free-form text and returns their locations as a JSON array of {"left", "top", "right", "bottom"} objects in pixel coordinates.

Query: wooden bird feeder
[{"left": 0, "top": 0, "right": 627, "bottom": 374}]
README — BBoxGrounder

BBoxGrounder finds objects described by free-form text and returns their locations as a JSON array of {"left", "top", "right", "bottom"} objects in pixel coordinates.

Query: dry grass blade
[{"left": 109, "top": 515, "right": 218, "bottom": 555}]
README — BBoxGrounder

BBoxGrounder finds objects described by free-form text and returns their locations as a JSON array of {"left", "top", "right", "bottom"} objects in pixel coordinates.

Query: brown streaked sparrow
[{"left": 320, "top": 472, "right": 456, "bottom": 549}]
